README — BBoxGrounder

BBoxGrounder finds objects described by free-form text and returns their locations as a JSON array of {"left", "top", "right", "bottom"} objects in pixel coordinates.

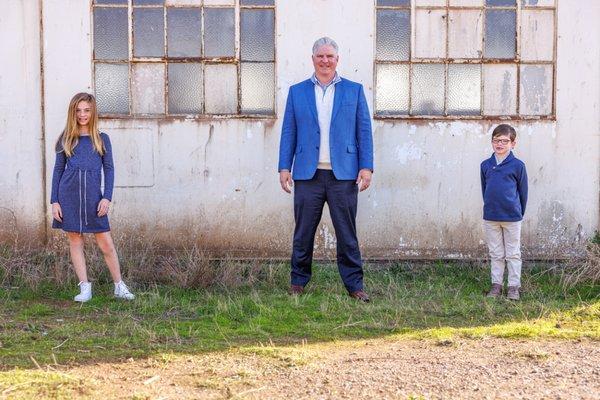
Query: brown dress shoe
[
  {"left": 289, "top": 285, "right": 304, "bottom": 295},
  {"left": 349, "top": 290, "right": 370, "bottom": 302}
]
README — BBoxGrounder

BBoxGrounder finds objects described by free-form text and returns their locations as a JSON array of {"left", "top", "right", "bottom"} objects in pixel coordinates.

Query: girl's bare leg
[
  {"left": 94, "top": 232, "right": 122, "bottom": 283},
  {"left": 67, "top": 232, "right": 88, "bottom": 282}
]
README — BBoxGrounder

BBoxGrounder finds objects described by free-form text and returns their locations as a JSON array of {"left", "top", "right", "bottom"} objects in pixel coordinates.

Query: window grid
[
  {"left": 92, "top": 0, "right": 276, "bottom": 118},
  {"left": 374, "top": 0, "right": 556, "bottom": 120}
]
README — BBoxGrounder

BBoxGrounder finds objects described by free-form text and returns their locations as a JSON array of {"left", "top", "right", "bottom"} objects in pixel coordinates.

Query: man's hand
[
  {"left": 52, "top": 202, "right": 62, "bottom": 222},
  {"left": 356, "top": 169, "right": 372, "bottom": 192},
  {"left": 279, "top": 170, "right": 293, "bottom": 193},
  {"left": 97, "top": 198, "right": 111, "bottom": 217}
]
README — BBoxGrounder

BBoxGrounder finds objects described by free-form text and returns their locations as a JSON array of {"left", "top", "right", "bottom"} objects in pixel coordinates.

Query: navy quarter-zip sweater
[{"left": 480, "top": 152, "right": 528, "bottom": 222}]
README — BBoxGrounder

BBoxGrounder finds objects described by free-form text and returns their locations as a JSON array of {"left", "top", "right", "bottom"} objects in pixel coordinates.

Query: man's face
[{"left": 312, "top": 44, "right": 339, "bottom": 78}]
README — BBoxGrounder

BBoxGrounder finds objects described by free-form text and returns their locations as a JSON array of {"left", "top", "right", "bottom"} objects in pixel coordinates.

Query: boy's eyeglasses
[{"left": 492, "top": 139, "right": 511, "bottom": 145}]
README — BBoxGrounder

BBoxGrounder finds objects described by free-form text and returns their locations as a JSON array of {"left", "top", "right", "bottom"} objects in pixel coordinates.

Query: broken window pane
[
  {"left": 448, "top": 10, "right": 483, "bottom": 59},
  {"left": 94, "top": 8, "right": 128, "bottom": 60},
  {"left": 376, "top": 10, "right": 410, "bottom": 61},
  {"left": 168, "top": 63, "right": 203, "bottom": 114},
  {"left": 375, "top": 64, "right": 409, "bottom": 115},
  {"left": 167, "top": 8, "right": 201, "bottom": 57},
  {"left": 520, "top": 10, "right": 554, "bottom": 62},
  {"left": 415, "top": 9, "right": 447, "bottom": 59},
  {"left": 483, "top": 64, "right": 517, "bottom": 115},
  {"left": 241, "top": 9, "right": 275, "bottom": 62},
  {"left": 241, "top": 62, "right": 274, "bottom": 115},
  {"left": 132, "top": 63, "right": 165, "bottom": 115},
  {"left": 411, "top": 63, "right": 445, "bottom": 115},
  {"left": 484, "top": 10, "right": 516, "bottom": 59},
  {"left": 519, "top": 64, "right": 552, "bottom": 115},
  {"left": 447, "top": 64, "right": 481, "bottom": 115},
  {"left": 486, "top": 0, "right": 515, "bottom": 6},
  {"left": 415, "top": 0, "right": 446, "bottom": 6},
  {"left": 204, "top": 8, "right": 235, "bottom": 58},
  {"left": 241, "top": 0, "right": 274, "bottom": 5},
  {"left": 377, "top": 0, "right": 410, "bottom": 5},
  {"left": 95, "top": 63, "right": 130, "bottom": 114},
  {"left": 133, "top": 8, "right": 165, "bottom": 58},
  {"left": 205, "top": 64, "right": 238, "bottom": 114},
  {"left": 521, "top": 0, "right": 554, "bottom": 6}
]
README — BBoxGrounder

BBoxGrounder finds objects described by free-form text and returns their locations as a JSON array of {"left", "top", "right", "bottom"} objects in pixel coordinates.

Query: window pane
[
  {"left": 411, "top": 64, "right": 445, "bottom": 115},
  {"left": 375, "top": 64, "right": 409, "bottom": 115},
  {"left": 204, "top": 8, "right": 235, "bottom": 57},
  {"left": 415, "top": 0, "right": 446, "bottom": 5},
  {"left": 95, "top": 0, "right": 127, "bottom": 4},
  {"left": 486, "top": 0, "right": 515, "bottom": 5},
  {"left": 376, "top": 10, "right": 410, "bottom": 61},
  {"left": 95, "top": 63, "right": 129, "bottom": 114},
  {"left": 205, "top": 64, "right": 238, "bottom": 114},
  {"left": 483, "top": 64, "right": 517, "bottom": 115},
  {"left": 132, "top": 63, "right": 165, "bottom": 114},
  {"left": 521, "top": 0, "right": 554, "bottom": 6},
  {"left": 204, "top": 0, "right": 234, "bottom": 4},
  {"left": 377, "top": 0, "right": 410, "bottom": 5},
  {"left": 167, "top": 0, "right": 202, "bottom": 4},
  {"left": 240, "top": 0, "right": 274, "bottom": 5},
  {"left": 94, "top": 8, "right": 128, "bottom": 60},
  {"left": 520, "top": 10, "right": 554, "bottom": 62},
  {"left": 519, "top": 64, "right": 552, "bottom": 115},
  {"left": 484, "top": 10, "right": 516, "bottom": 59},
  {"left": 448, "top": 10, "right": 483, "bottom": 59},
  {"left": 133, "top": 8, "right": 165, "bottom": 57},
  {"left": 241, "top": 62, "right": 274, "bottom": 115},
  {"left": 134, "top": 0, "right": 164, "bottom": 4},
  {"left": 167, "top": 8, "right": 201, "bottom": 57},
  {"left": 415, "top": 9, "right": 446, "bottom": 59},
  {"left": 168, "top": 63, "right": 203, "bottom": 114},
  {"left": 241, "top": 9, "right": 275, "bottom": 62},
  {"left": 447, "top": 64, "right": 481, "bottom": 115}
]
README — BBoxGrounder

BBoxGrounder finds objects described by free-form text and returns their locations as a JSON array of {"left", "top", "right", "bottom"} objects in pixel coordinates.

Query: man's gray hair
[{"left": 312, "top": 37, "right": 339, "bottom": 55}]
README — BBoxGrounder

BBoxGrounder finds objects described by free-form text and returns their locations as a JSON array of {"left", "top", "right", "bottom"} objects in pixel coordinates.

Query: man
[{"left": 278, "top": 37, "right": 374, "bottom": 302}]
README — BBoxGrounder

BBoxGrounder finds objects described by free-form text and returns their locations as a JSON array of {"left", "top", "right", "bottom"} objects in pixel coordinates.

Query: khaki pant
[{"left": 483, "top": 220, "right": 522, "bottom": 287}]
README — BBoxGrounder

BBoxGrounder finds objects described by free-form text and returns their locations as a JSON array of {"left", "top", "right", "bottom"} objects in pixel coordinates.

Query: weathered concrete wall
[
  {"left": 3, "top": 0, "right": 599, "bottom": 258},
  {"left": 0, "top": 0, "right": 45, "bottom": 243}
]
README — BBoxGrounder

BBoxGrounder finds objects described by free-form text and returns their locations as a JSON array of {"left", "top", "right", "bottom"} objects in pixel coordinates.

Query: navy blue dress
[{"left": 50, "top": 133, "right": 114, "bottom": 233}]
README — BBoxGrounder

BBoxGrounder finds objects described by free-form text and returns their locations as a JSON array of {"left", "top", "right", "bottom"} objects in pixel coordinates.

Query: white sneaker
[
  {"left": 74, "top": 281, "right": 92, "bottom": 302},
  {"left": 114, "top": 281, "right": 135, "bottom": 300}
]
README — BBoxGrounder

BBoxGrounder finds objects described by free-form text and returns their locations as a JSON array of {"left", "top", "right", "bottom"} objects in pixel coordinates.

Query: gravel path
[{"left": 71, "top": 338, "right": 600, "bottom": 399}]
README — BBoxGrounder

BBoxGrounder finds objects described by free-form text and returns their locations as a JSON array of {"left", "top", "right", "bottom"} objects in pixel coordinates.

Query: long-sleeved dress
[{"left": 50, "top": 133, "right": 114, "bottom": 233}]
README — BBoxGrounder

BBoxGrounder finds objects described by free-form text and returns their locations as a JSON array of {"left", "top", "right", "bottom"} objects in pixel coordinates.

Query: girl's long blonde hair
[{"left": 56, "top": 92, "right": 104, "bottom": 156}]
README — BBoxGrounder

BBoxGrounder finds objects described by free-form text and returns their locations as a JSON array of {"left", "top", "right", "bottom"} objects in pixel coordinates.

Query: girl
[{"left": 51, "top": 92, "right": 134, "bottom": 302}]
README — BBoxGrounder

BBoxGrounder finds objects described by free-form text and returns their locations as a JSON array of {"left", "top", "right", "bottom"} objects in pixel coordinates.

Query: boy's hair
[{"left": 492, "top": 124, "right": 517, "bottom": 141}]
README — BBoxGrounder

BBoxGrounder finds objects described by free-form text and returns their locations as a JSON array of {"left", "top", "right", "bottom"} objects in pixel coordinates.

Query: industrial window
[
  {"left": 374, "top": 0, "right": 556, "bottom": 119},
  {"left": 92, "top": 0, "right": 275, "bottom": 117}
]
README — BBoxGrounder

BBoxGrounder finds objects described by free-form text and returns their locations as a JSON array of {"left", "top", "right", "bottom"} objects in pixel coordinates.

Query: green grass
[{"left": 0, "top": 262, "right": 598, "bottom": 370}]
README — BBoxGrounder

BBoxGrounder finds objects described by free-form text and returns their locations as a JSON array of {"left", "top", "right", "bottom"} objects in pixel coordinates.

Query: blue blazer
[{"left": 278, "top": 77, "right": 374, "bottom": 180}]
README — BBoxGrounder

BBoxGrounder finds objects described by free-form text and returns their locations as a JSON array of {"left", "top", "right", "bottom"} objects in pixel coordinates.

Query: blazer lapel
[
  {"left": 330, "top": 79, "right": 343, "bottom": 126},
  {"left": 304, "top": 80, "right": 318, "bottom": 125}
]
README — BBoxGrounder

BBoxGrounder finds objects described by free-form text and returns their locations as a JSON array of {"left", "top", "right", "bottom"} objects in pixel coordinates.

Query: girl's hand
[
  {"left": 52, "top": 202, "right": 63, "bottom": 222},
  {"left": 97, "top": 199, "right": 111, "bottom": 217}
]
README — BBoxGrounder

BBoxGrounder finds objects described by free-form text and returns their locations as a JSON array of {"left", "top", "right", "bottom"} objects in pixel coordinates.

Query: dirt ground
[{"left": 64, "top": 337, "right": 600, "bottom": 399}]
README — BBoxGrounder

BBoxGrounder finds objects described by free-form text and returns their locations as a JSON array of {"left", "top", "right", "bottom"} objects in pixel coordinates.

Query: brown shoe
[
  {"left": 486, "top": 283, "right": 502, "bottom": 298},
  {"left": 507, "top": 286, "right": 520, "bottom": 301},
  {"left": 289, "top": 285, "right": 304, "bottom": 295},
  {"left": 349, "top": 290, "right": 370, "bottom": 302}
]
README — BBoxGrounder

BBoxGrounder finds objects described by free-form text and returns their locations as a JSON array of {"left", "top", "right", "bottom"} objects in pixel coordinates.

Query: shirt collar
[{"left": 311, "top": 72, "right": 341, "bottom": 91}]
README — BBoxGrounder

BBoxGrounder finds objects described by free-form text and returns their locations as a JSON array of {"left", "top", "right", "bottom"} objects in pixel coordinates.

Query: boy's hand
[
  {"left": 279, "top": 170, "right": 293, "bottom": 193},
  {"left": 356, "top": 169, "right": 372, "bottom": 192},
  {"left": 97, "top": 199, "right": 111, "bottom": 217},
  {"left": 52, "top": 202, "right": 62, "bottom": 222}
]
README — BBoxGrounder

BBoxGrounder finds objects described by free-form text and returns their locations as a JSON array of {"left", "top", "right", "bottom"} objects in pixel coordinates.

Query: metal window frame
[
  {"left": 374, "top": 0, "right": 557, "bottom": 121},
  {"left": 92, "top": 0, "right": 277, "bottom": 120}
]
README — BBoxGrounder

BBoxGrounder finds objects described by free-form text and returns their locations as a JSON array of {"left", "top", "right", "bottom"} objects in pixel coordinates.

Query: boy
[{"left": 480, "top": 124, "right": 528, "bottom": 300}]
